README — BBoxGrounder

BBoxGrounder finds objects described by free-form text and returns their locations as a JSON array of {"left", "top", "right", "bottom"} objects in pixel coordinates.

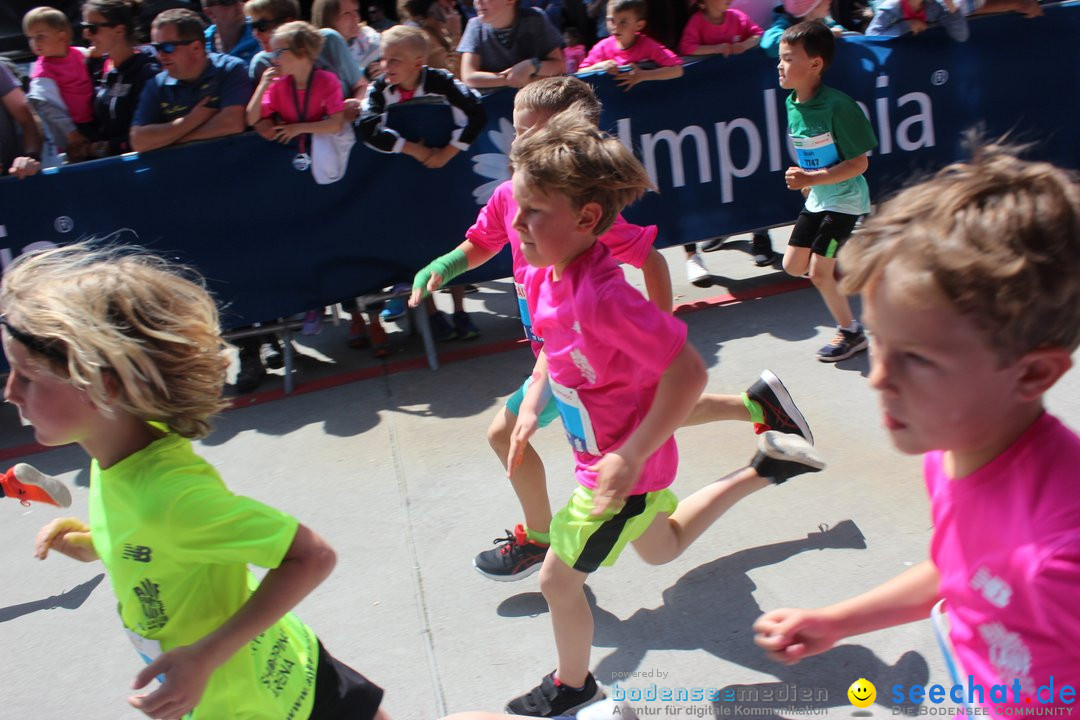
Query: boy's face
[
  {"left": 702, "top": 0, "right": 732, "bottom": 16},
  {"left": 380, "top": 43, "right": 424, "bottom": 87},
  {"left": 863, "top": 269, "right": 1028, "bottom": 467},
  {"left": 474, "top": 0, "right": 516, "bottom": 26},
  {"left": 511, "top": 106, "right": 553, "bottom": 148},
  {"left": 2, "top": 330, "right": 102, "bottom": 450},
  {"left": 25, "top": 23, "right": 69, "bottom": 58},
  {"left": 777, "top": 40, "right": 822, "bottom": 90},
  {"left": 606, "top": 9, "right": 644, "bottom": 47},
  {"left": 511, "top": 173, "right": 597, "bottom": 269}
]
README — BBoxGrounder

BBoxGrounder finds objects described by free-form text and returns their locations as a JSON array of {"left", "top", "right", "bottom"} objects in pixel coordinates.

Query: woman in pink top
[
  {"left": 679, "top": 0, "right": 764, "bottom": 55},
  {"left": 579, "top": 0, "right": 683, "bottom": 90}
]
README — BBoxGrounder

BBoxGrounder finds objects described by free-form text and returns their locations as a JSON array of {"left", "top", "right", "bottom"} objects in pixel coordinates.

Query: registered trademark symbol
[
  {"left": 54, "top": 216, "right": 74, "bottom": 233},
  {"left": 931, "top": 70, "right": 949, "bottom": 86}
]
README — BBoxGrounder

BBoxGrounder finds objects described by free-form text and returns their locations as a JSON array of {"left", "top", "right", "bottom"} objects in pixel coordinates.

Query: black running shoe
[
  {"left": 506, "top": 671, "right": 605, "bottom": 717},
  {"left": 750, "top": 233, "right": 775, "bottom": 266},
  {"left": 745, "top": 370, "right": 813, "bottom": 444},
  {"left": 751, "top": 431, "right": 825, "bottom": 485},
  {"left": 473, "top": 524, "right": 549, "bottom": 581}
]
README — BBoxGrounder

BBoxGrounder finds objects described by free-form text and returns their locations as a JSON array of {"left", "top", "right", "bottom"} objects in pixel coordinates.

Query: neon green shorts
[
  {"left": 506, "top": 376, "right": 561, "bottom": 427},
  {"left": 550, "top": 486, "right": 678, "bottom": 573}
]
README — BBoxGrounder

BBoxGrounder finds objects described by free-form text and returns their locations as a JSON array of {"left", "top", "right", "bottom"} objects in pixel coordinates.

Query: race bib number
[
  {"left": 549, "top": 377, "right": 599, "bottom": 456},
  {"left": 516, "top": 282, "right": 542, "bottom": 344},
  {"left": 124, "top": 626, "right": 164, "bottom": 672},
  {"left": 792, "top": 132, "right": 840, "bottom": 170}
]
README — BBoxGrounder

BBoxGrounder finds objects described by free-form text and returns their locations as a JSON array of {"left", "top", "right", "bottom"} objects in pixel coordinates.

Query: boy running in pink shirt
[
  {"left": 754, "top": 145, "right": 1080, "bottom": 715},
  {"left": 502, "top": 113, "right": 824, "bottom": 717},
  {"left": 578, "top": 0, "right": 683, "bottom": 91},
  {"left": 409, "top": 77, "right": 815, "bottom": 584}
]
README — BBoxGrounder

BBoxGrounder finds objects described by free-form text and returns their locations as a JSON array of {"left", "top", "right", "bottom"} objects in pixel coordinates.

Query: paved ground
[{"left": 2, "top": 233, "right": 1078, "bottom": 720}]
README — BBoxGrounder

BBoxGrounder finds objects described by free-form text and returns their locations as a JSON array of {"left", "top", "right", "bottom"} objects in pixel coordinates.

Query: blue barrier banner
[{"left": 1, "top": 3, "right": 1077, "bottom": 334}]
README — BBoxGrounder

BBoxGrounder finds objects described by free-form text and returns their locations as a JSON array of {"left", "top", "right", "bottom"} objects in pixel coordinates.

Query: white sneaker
[
  {"left": 576, "top": 698, "right": 640, "bottom": 719},
  {"left": 685, "top": 253, "right": 710, "bottom": 287}
]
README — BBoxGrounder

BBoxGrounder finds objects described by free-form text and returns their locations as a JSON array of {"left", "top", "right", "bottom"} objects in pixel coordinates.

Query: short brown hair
[
  {"left": 609, "top": 0, "right": 646, "bottom": 20},
  {"left": 510, "top": 112, "right": 652, "bottom": 237},
  {"left": 23, "top": 6, "right": 70, "bottom": 34},
  {"left": 272, "top": 20, "right": 325, "bottom": 59},
  {"left": 381, "top": 24, "right": 428, "bottom": 56},
  {"left": 841, "top": 142, "right": 1080, "bottom": 361},
  {"left": 513, "top": 76, "right": 602, "bottom": 127},
  {"left": 152, "top": 8, "right": 206, "bottom": 40},
  {"left": 781, "top": 20, "right": 834, "bottom": 70},
  {"left": 244, "top": 0, "right": 301, "bottom": 19}
]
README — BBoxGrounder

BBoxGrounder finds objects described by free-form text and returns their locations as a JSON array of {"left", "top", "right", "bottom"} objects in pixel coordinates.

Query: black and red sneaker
[
  {"left": 473, "top": 524, "right": 549, "bottom": 582},
  {"left": 745, "top": 370, "right": 813, "bottom": 444},
  {"left": 506, "top": 671, "right": 604, "bottom": 717}
]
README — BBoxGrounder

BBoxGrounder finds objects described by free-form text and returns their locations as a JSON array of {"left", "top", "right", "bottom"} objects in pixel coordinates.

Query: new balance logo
[{"left": 122, "top": 544, "right": 153, "bottom": 563}]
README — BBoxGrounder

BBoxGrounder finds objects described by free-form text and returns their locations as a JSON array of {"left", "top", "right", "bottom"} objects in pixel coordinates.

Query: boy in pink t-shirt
[
  {"left": 409, "top": 78, "right": 816, "bottom": 586},
  {"left": 579, "top": 0, "right": 683, "bottom": 91},
  {"left": 24, "top": 6, "right": 94, "bottom": 160},
  {"left": 754, "top": 147, "right": 1080, "bottom": 715},
  {"left": 502, "top": 113, "right": 824, "bottom": 717},
  {"left": 680, "top": 0, "right": 764, "bottom": 56}
]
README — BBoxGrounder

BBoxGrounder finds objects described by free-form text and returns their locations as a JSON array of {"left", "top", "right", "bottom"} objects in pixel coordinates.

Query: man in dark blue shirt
[{"left": 130, "top": 8, "right": 252, "bottom": 152}]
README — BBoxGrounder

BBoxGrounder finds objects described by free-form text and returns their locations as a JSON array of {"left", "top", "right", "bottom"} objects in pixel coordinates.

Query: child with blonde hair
[
  {"left": 2, "top": 244, "right": 387, "bottom": 719},
  {"left": 503, "top": 115, "right": 824, "bottom": 716},
  {"left": 754, "top": 144, "right": 1080, "bottom": 714}
]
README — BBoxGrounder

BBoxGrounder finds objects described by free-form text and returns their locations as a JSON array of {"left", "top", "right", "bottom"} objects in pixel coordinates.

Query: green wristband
[{"left": 412, "top": 248, "right": 469, "bottom": 298}]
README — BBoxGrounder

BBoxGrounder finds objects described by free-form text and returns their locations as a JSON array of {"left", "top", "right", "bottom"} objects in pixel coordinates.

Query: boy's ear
[
  {"left": 634, "top": 18, "right": 646, "bottom": 32},
  {"left": 576, "top": 202, "right": 604, "bottom": 235},
  {"left": 1013, "top": 347, "right": 1073, "bottom": 403}
]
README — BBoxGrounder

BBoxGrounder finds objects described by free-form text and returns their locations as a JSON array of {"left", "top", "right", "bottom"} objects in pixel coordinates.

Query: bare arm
[
  {"left": 246, "top": 71, "right": 276, "bottom": 126},
  {"left": 616, "top": 63, "right": 684, "bottom": 90},
  {"left": 179, "top": 104, "right": 247, "bottom": 143},
  {"left": 460, "top": 52, "right": 511, "bottom": 88},
  {"left": 785, "top": 154, "right": 869, "bottom": 190},
  {"left": 640, "top": 247, "right": 674, "bottom": 314},
  {"left": 128, "top": 524, "right": 337, "bottom": 717},
  {"left": 754, "top": 559, "right": 941, "bottom": 663},
  {"left": 130, "top": 98, "right": 215, "bottom": 152}
]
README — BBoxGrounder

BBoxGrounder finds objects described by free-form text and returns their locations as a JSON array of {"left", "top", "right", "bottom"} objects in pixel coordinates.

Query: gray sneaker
[{"left": 751, "top": 431, "right": 825, "bottom": 484}]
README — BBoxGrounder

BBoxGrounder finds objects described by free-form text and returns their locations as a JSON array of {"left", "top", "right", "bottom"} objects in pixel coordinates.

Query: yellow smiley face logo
[{"left": 848, "top": 678, "right": 876, "bottom": 708}]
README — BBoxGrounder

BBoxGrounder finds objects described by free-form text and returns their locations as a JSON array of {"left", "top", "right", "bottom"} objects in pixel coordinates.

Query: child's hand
[
  {"left": 753, "top": 607, "right": 842, "bottom": 664},
  {"left": 1017, "top": 0, "right": 1043, "bottom": 16},
  {"left": 616, "top": 65, "right": 643, "bottom": 90},
  {"left": 272, "top": 123, "right": 305, "bottom": 143},
  {"left": 423, "top": 145, "right": 460, "bottom": 169},
  {"left": 343, "top": 98, "right": 362, "bottom": 123},
  {"left": 718, "top": 43, "right": 734, "bottom": 57},
  {"left": 65, "top": 130, "right": 90, "bottom": 160},
  {"left": 589, "top": 60, "right": 618, "bottom": 75},
  {"left": 502, "top": 59, "right": 535, "bottom": 88},
  {"left": 907, "top": 17, "right": 928, "bottom": 33},
  {"left": 260, "top": 65, "right": 280, "bottom": 83},
  {"left": 253, "top": 117, "right": 276, "bottom": 141},
  {"left": 507, "top": 410, "right": 540, "bottom": 478},
  {"left": 129, "top": 644, "right": 215, "bottom": 720},
  {"left": 785, "top": 166, "right": 816, "bottom": 191},
  {"left": 35, "top": 517, "right": 98, "bottom": 562},
  {"left": 587, "top": 452, "right": 643, "bottom": 516},
  {"left": 409, "top": 269, "right": 442, "bottom": 306}
]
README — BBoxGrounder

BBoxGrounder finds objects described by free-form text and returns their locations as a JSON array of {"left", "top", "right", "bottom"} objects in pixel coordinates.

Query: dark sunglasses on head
[
  {"left": 80, "top": 21, "right": 123, "bottom": 33},
  {"left": 151, "top": 38, "right": 200, "bottom": 54},
  {"left": 251, "top": 17, "right": 290, "bottom": 32}
]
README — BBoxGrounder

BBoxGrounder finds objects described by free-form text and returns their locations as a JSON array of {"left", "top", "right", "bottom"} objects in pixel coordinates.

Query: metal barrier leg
[
  {"left": 281, "top": 328, "right": 296, "bottom": 394},
  {"left": 411, "top": 304, "right": 439, "bottom": 370}
]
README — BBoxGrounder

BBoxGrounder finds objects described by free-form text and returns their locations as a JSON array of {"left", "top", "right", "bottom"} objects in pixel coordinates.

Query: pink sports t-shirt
[
  {"left": 261, "top": 69, "right": 345, "bottom": 123},
  {"left": 31, "top": 46, "right": 93, "bottom": 124},
  {"left": 678, "top": 9, "right": 763, "bottom": 55},
  {"left": 925, "top": 412, "right": 1080, "bottom": 712},
  {"left": 581, "top": 34, "right": 682, "bottom": 70},
  {"left": 466, "top": 179, "right": 657, "bottom": 347},
  {"left": 522, "top": 241, "right": 687, "bottom": 495}
]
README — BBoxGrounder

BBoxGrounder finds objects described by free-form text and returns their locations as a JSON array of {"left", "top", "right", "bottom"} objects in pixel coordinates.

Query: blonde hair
[
  {"left": 841, "top": 141, "right": 1080, "bottom": 361},
  {"left": 381, "top": 24, "right": 428, "bottom": 57},
  {"left": 510, "top": 112, "right": 653, "bottom": 236},
  {"left": 23, "top": 6, "right": 70, "bottom": 34},
  {"left": 0, "top": 243, "right": 231, "bottom": 439},
  {"left": 272, "top": 20, "right": 325, "bottom": 59},
  {"left": 514, "top": 76, "right": 602, "bottom": 126}
]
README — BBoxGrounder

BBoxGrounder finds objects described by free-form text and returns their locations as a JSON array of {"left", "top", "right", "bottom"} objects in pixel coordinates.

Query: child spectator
[
  {"left": 401, "top": 0, "right": 463, "bottom": 76},
  {"left": 203, "top": 0, "right": 261, "bottom": 65},
  {"left": 562, "top": 26, "right": 586, "bottom": 73},
  {"left": 578, "top": 0, "right": 683, "bottom": 90},
  {"left": 245, "top": 0, "right": 301, "bottom": 84},
  {"left": 457, "top": 0, "right": 564, "bottom": 89},
  {"left": 504, "top": 114, "right": 824, "bottom": 716},
  {"left": 865, "top": 0, "right": 969, "bottom": 41},
  {"left": 410, "top": 77, "right": 814, "bottom": 584},
  {"left": 755, "top": 144, "right": 1080, "bottom": 716},
  {"left": 2, "top": 243, "right": 387, "bottom": 719},
  {"left": 777, "top": 22, "right": 876, "bottom": 362},
  {"left": 359, "top": 24, "right": 485, "bottom": 340},
  {"left": 81, "top": 0, "right": 162, "bottom": 158},
  {"left": 760, "top": 0, "right": 840, "bottom": 58},
  {"left": 23, "top": 6, "right": 95, "bottom": 161},
  {"left": 678, "top": 0, "right": 764, "bottom": 56}
]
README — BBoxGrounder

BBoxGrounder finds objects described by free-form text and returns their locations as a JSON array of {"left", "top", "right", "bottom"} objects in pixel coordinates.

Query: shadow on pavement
[{"left": 0, "top": 573, "right": 106, "bottom": 623}]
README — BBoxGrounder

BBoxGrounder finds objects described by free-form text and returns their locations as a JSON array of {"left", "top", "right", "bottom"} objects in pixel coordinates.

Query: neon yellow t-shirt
[{"left": 89, "top": 433, "right": 319, "bottom": 720}]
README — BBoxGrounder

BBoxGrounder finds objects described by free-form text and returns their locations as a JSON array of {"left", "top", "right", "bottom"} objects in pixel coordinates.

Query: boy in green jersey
[
  {"left": 778, "top": 21, "right": 877, "bottom": 362},
  {"left": 2, "top": 244, "right": 387, "bottom": 720}
]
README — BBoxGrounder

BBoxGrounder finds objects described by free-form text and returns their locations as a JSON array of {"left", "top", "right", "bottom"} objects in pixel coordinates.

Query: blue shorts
[{"left": 505, "top": 376, "right": 561, "bottom": 427}]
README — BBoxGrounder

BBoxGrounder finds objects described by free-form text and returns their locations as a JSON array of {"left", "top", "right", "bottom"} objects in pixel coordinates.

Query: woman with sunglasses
[{"left": 81, "top": 0, "right": 161, "bottom": 157}]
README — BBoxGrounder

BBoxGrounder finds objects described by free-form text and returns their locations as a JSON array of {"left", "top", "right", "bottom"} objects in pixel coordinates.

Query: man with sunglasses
[
  {"left": 203, "top": 0, "right": 261, "bottom": 65},
  {"left": 130, "top": 8, "right": 252, "bottom": 152}
]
